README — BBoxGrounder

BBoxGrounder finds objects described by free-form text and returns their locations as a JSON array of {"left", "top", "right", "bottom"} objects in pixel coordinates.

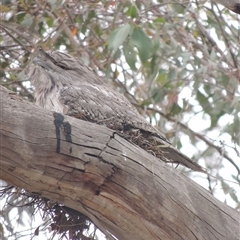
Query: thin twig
[{"left": 143, "top": 106, "right": 240, "bottom": 175}]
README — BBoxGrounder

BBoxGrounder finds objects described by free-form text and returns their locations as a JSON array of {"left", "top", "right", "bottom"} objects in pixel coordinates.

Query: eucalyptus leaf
[
  {"left": 123, "top": 44, "right": 137, "bottom": 70},
  {"left": 130, "top": 27, "right": 153, "bottom": 63},
  {"left": 108, "top": 24, "right": 131, "bottom": 52},
  {"left": 126, "top": 5, "right": 138, "bottom": 18}
]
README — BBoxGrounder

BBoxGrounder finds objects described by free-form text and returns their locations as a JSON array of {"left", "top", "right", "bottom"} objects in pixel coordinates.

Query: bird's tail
[
  {"left": 124, "top": 129, "right": 206, "bottom": 173},
  {"left": 150, "top": 135, "right": 206, "bottom": 173}
]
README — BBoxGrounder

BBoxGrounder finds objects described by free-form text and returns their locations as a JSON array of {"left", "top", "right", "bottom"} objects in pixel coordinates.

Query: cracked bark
[{"left": 0, "top": 85, "right": 239, "bottom": 240}]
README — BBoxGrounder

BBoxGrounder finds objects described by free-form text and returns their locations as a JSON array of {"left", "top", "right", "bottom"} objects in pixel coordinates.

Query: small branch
[
  {"left": 144, "top": 106, "right": 240, "bottom": 175},
  {"left": 0, "top": 26, "right": 28, "bottom": 51},
  {"left": 0, "top": 22, "right": 32, "bottom": 44}
]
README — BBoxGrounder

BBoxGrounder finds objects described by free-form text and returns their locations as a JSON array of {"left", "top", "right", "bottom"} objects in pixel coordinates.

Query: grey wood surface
[{"left": 0, "top": 85, "right": 239, "bottom": 240}]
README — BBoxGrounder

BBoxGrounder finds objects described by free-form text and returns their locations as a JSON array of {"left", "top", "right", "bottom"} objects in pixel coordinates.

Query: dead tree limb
[{"left": 0, "top": 85, "right": 239, "bottom": 240}]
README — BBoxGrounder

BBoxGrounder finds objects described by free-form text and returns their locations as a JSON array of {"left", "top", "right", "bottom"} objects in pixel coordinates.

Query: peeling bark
[{"left": 0, "top": 85, "right": 239, "bottom": 240}]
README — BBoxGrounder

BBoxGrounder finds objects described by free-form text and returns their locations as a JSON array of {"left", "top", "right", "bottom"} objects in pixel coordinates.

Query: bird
[{"left": 26, "top": 47, "right": 205, "bottom": 173}]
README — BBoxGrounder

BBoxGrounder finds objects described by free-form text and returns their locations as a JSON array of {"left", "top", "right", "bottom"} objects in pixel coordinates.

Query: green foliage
[
  {"left": 130, "top": 27, "right": 153, "bottom": 63},
  {"left": 108, "top": 23, "right": 131, "bottom": 52},
  {"left": 123, "top": 43, "right": 137, "bottom": 70},
  {"left": 126, "top": 5, "right": 138, "bottom": 18}
]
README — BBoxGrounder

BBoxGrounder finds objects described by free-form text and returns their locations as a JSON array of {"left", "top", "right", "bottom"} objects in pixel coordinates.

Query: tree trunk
[{"left": 0, "top": 85, "right": 239, "bottom": 240}]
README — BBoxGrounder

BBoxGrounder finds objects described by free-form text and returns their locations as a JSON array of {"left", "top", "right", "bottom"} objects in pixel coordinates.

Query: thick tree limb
[{"left": 0, "top": 85, "right": 239, "bottom": 240}]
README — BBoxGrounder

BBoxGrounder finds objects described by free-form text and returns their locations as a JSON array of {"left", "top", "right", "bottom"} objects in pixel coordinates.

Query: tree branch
[
  {"left": 0, "top": 85, "right": 239, "bottom": 240},
  {"left": 145, "top": 106, "right": 240, "bottom": 175}
]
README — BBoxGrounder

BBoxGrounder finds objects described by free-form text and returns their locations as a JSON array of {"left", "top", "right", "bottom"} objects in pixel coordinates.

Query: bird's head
[{"left": 25, "top": 48, "right": 103, "bottom": 107}]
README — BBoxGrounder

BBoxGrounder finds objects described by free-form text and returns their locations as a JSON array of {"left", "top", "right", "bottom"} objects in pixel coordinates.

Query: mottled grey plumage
[{"left": 26, "top": 48, "right": 205, "bottom": 172}]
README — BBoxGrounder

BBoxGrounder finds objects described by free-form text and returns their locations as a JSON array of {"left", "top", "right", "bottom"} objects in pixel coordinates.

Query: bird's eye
[{"left": 56, "top": 62, "right": 69, "bottom": 70}]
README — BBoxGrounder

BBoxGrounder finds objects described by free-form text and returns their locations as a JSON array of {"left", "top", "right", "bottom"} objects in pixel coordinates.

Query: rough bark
[
  {"left": 0, "top": 85, "right": 239, "bottom": 240},
  {"left": 214, "top": 0, "right": 240, "bottom": 13}
]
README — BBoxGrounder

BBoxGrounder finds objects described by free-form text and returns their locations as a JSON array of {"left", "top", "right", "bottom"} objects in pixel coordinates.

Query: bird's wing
[
  {"left": 59, "top": 84, "right": 205, "bottom": 173},
  {"left": 59, "top": 82, "right": 167, "bottom": 139}
]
